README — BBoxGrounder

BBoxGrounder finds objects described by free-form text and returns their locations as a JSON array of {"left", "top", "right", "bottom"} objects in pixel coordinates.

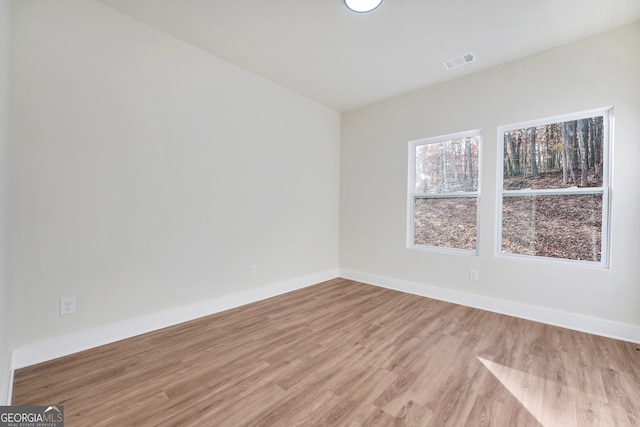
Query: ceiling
[{"left": 96, "top": 0, "right": 640, "bottom": 112}]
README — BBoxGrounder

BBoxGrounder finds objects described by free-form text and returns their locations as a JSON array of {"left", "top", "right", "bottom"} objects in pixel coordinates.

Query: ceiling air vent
[{"left": 443, "top": 52, "right": 476, "bottom": 70}]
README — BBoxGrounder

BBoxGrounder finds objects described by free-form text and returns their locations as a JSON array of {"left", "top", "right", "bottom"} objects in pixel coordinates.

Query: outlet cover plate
[{"left": 60, "top": 297, "right": 76, "bottom": 315}]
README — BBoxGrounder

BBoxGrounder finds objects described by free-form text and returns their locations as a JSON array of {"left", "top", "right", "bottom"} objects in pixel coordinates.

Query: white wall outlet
[
  {"left": 469, "top": 269, "right": 479, "bottom": 281},
  {"left": 60, "top": 297, "right": 76, "bottom": 315},
  {"left": 343, "top": 251, "right": 349, "bottom": 260},
  {"left": 250, "top": 265, "right": 257, "bottom": 277}
]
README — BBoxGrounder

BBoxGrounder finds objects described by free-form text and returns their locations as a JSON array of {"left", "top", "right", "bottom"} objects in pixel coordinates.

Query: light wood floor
[{"left": 12, "top": 278, "right": 640, "bottom": 426}]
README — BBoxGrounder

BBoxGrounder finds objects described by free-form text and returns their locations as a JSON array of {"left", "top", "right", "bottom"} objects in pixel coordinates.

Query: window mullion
[
  {"left": 502, "top": 187, "right": 604, "bottom": 197},
  {"left": 414, "top": 192, "right": 479, "bottom": 199}
]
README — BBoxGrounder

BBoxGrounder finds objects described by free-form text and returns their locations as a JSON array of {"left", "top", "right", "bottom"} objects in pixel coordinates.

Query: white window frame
[
  {"left": 407, "top": 129, "right": 482, "bottom": 255},
  {"left": 496, "top": 107, "right": 613, "bottom": 268}
]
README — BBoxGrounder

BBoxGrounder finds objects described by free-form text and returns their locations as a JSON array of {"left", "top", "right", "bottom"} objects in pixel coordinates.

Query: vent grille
[{"left": 443, "top": 52, "right": 476, "bottom": 70}]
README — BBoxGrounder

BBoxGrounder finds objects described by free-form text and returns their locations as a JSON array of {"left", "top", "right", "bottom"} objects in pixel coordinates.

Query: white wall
[
  {"left": 0, "top": 0, "right": 10, "bottom": 405},
  {"left": 340, "top": 23, "right": 640, "bottom": 339},
  {"left": 9, "top": 0, "right": 340, "bottom": 349},
  {"left": 8, "top": 0, "right": 638, "bottom": 375}
]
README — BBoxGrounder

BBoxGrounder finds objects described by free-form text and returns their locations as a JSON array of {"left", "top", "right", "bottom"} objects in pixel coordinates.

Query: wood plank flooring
[{"left": 12, "top": 278, "right": 640, "bottom": 426}]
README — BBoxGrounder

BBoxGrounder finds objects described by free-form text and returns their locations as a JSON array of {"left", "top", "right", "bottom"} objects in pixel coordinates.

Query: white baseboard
[
  {"left": 9, "top": 267, "right": 638, "bottom": 396},
  {"left": 4, "top": 367, "right": 13, "bottom": 405},
  {"left": 1, "top": 352, "right": 12, "bottom": 405},
  {"left": 10, "top": 269, "right": 338, "bottom": 371},
  {"left": 339, "top": 268, "right": 640, "bottom": 344}
]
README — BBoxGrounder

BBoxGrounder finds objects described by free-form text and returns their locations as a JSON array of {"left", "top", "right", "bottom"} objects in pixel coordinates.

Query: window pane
[
  {"left": 415, "top": 136, "right": 479, "bottom": 193},
  {"left": 501, "top": 194, "right": 602, "bottom": 261},
  {"left": 414, "top": 197, "right": 477, "bottom": 250},
  {"left": 503, "top": 116, "right": 604, "bottom": 190}
]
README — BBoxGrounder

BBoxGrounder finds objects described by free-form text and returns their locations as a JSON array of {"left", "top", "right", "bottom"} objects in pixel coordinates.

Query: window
[
  {"left": 498, "top": 107, "right": 612, "bottom": 266},
  {"left": 408, "top": 130, "right": 481, "bottom": 253}
]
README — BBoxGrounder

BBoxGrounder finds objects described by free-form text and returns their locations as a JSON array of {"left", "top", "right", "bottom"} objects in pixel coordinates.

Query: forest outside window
[
  {"left": 408, "top": 130, "right": 481, "bottom": 254},
  {"left": 498, "top": 107, "right": 612, "bottom": 267}
]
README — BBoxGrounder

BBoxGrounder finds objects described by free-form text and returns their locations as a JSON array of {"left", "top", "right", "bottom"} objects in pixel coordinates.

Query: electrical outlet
[
  {"left": 469, "top": 269, "right": 479, "bottom": 281},
  {"left": 343, "top": 251, "right": 349, "bottom": 260},
  {"left": 60, "top": 297, "right": 76, "bottom": 315},
  {"left": 250, "top": 265, "right": 257, "bottom": 277}
]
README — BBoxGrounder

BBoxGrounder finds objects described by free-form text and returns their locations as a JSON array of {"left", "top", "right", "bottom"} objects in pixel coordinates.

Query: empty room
[{"left": 1, "top": 0, "right": 639, "bottom": 425}]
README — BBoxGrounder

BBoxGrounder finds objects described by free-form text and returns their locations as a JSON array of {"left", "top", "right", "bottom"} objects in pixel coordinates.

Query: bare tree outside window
[
  {"left": 409, "top": 130, "right": 481, "bottom": 253},
  {"left": 499, "top": 108, "right": 611, "bottom": 265}
]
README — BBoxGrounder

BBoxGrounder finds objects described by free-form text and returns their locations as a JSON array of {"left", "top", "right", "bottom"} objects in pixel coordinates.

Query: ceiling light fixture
[{"left": 344, "top": 0, "right": 383, "bottom": 13}]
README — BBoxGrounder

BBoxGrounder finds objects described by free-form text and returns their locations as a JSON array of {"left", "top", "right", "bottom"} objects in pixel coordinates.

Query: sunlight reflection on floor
[{"left": 477, "top": 356, "right": 612, "bottom": 426}]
